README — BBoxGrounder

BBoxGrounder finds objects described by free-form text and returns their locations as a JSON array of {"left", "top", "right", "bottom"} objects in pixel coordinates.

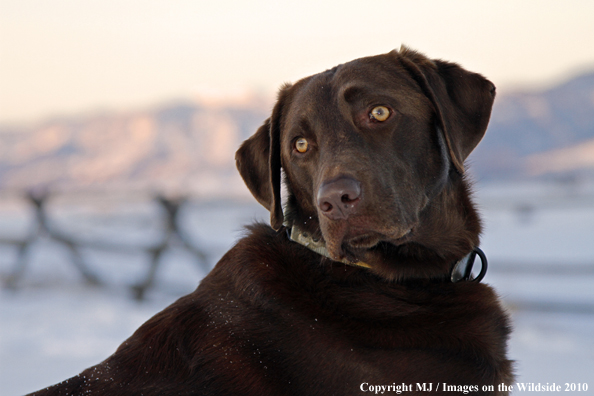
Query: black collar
[{"left": 286, "top": 224, "right": 487, "bottom": 283}]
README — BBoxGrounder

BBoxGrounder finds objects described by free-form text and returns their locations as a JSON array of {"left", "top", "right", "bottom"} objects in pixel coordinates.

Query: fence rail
[{"left": 0, "top": 190, "right": 210, "bottom": 300}]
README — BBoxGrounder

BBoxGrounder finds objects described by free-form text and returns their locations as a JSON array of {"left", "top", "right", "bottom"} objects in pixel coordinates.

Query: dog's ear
[
  {"left": 235, "top": 85, "right": 291, "bottom": 230},
  {"left": 395, "top": 46, "right": 496, "bottom": 174}
]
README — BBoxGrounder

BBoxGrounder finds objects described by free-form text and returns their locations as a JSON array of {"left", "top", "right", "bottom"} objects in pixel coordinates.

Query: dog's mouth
[
  {"left": 340, "top": 228, "right": 413, "bottom": 263},
  {"left": 346, "top": 228, "right": 412, "bottom": 248},
  {"left": 346, "top": 233, "right": 383, "bottom": 250},
  {"left": 316, "top": 210, "right": 416, "bottom": 263}
]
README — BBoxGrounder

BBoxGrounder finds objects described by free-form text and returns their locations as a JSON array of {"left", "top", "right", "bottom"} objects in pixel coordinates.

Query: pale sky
[{"left": 1, "top": 0, "right": 594, "bottom": 125}]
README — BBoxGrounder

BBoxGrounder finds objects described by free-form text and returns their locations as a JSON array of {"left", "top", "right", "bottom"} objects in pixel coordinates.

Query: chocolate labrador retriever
[{"left": 29, "top": 47, "right": 513, "bottom": 395}]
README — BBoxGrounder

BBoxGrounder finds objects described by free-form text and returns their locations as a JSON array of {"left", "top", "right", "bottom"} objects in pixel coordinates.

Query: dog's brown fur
[{"left": 28, "top": 47, "right": 513, "bottom": 396}]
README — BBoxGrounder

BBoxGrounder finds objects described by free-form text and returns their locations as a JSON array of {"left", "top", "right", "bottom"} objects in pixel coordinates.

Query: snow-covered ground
[{"left": 1, "top": 181, "right": 593, "bottom": 395}]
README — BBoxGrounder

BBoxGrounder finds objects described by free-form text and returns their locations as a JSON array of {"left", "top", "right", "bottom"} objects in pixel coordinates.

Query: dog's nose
[{"left": 317, "top": 177, "right": 362, "bottom": 220}]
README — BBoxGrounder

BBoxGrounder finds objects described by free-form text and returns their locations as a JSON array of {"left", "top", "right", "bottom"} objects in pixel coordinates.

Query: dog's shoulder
[
  {"left": 425, "top": 280, "right": 513, "bottom": 360},
  {"left": 204, "top": 222, "right": 319, "bottom": 298}
]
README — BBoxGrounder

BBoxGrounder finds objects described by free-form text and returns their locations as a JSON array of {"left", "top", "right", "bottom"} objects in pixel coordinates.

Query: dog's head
[{"left": 236, "top": 47, "right": 495, "bottom": 280}]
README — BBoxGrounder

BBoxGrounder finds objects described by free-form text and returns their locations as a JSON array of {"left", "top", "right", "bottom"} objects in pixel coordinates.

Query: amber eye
[
  {"left": 370, "top": 106, "right": 390, "bottom": 122},
  {"left": 295, "top": 137, "right": 309, "bottom": 153}
]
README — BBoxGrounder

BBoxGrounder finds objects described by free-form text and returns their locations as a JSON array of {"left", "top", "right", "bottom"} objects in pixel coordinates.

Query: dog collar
[
  {"left": 286, "top": 225, "right": 371, "bottom": 269},
  {"left": 285, "top": 225, "right": 487, "bottom": 282}
]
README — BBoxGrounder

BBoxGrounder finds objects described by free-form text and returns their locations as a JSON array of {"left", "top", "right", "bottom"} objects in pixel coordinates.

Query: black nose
[{"left": 317, "top": 177, "right": 362, "bottom": 220}]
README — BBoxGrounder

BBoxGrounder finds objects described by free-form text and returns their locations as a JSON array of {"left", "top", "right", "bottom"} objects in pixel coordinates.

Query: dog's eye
[
  {"left": 370, "top": 106, "right": 390, "bottom": 122},
  {"left": 295, "top": 138, "right": 309, "bottom": 153}
]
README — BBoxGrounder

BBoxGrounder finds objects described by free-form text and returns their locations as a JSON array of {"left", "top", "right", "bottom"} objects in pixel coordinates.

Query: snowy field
[{"left": 1, "top": 181, "right": 593, "bottom": 395}]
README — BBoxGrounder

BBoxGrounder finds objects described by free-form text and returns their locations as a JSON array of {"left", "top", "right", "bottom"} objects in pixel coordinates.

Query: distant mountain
[
  {"left": 0, "top": 98, "right": 269, "bottom": 196},
  {"left": 470, "top": 71, "right": 594, "bottom": 180},
  {"left": 1, "top": 71, "right": 594, "bottom": 194},
  {"left": 525, "top": 138, "right": 594, "bottom": 177}
]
